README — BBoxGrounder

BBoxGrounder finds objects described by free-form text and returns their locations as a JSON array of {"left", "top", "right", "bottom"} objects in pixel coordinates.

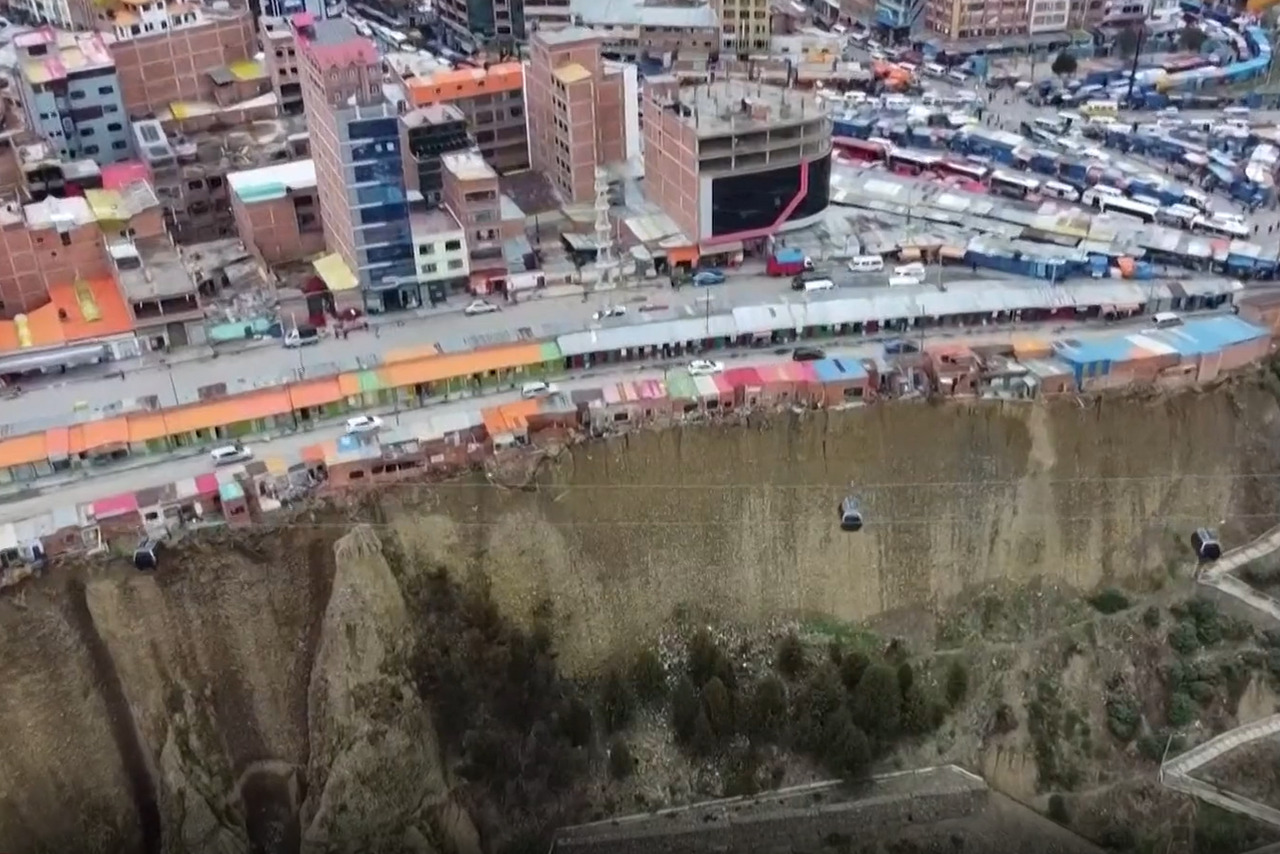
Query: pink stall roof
[
  {"left": 92, "top": 491, "right": 139, "bottom": 520},
  {"left": 195, "top": 473, "right": 221, "bottom": 495}
]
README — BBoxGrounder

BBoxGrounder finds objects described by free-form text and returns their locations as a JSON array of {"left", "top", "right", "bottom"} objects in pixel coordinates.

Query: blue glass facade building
[{"left": 345, "top": 114, "right": 417, "bottom": 299}]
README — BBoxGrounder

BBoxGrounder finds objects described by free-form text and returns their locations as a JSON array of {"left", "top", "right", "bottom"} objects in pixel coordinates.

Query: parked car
[
  {"left": 464, "top": 299, "right": 499, "bottom": 316},
  {"left": 639, "top": 303, "right": 668, "bottom": 313},
  {"left": 521, "top": 381, "right": 559, "bottom": 399},
  {"left": 283, "top": 325, "right": 320, "bottom": 348},
  {"left": 792, "top": 346, "right": 826, "bottom": 362},
  {"left": 345, "top": 415, "right": 384, "bottom": 434},
  {"left": 210, "top": 443, "right": 253, "bottom": 466},
  {"left": 593, "top": 305, "right": 627, "bottom": 320},
  {"left": 692, "top": 268, "right": 726, "bottom": 286},
  {"left": 687, "top": 359, "right": 724, "bottom": 376}
]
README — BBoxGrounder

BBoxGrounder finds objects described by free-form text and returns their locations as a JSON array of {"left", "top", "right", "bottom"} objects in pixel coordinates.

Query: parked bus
[
  {"left": 887, "top": 148, "right": 940, "bottom": 175},
  {"left": 833, "top": 137, "right": 887, "bottom": 163},
  {"left": 1099, "top": 197, "right": 1158, "bottom": 223},
  {"left": 989, "top": 170, "right": 1041, "bottom": 199},
  {"left": 1081, "top": 185, "right": 1124, "bottom": 207},
  {"left": 936, "top": 159, "right": 990, "bottom": 182},
  {"left": 1156, "top": 204, "right": 1200, "bottom": 228},
  {"left": 1192, "top": 215, "right": 1250, "bottom": 239},
  {"left": 1041, "top": 181, "right": 1080, "bottom": 201}
]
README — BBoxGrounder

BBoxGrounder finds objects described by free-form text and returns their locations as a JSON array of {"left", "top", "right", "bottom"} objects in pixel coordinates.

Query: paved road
[
  {"left": 0, "top": 316, "right": 1151, "bottom": 523},
  {"left": 1, "top": 268, "right": 1023, "bottom": 433}
]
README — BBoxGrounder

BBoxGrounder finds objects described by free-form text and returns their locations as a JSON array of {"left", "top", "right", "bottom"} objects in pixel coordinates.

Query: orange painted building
[{"left": 402, "top": 63, "right": 529, "bottom": 173}]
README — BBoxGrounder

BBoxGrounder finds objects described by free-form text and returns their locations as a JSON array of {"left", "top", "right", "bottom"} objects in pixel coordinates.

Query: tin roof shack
[
  {"left": 1052, "top": 336, "right": 1162, "bottom": 393},
  {"left": 589, "top": 380, "right": 670, "bottom": 431},
  {"left": 695, "top": 373, "right": 734, "bottom": 413},
  {"left": 87, "top": 491, "right": 145, "bottom": 550},
  {"left": 1024, "top": 359, "right": 1076, "bottom": 397},
  {"left": 410, "top": 409, "right": 486, "bottom": 470},
  {"left": 924, "top": 344, "right": 980, "bottom": 396},
  {"left": 664, "top": 371, "right": 703, "bottom": 416},
  {"left": 1148, "top": 316, "right": 1272, "bottom": 383},
  {"left": 30, "top": 505, "right": 97, "bottom": 562},
  {"left": 810, "top": 357, "right": 871, "bottom": 407},
  {"left": 218, "top": 480, "right": 250, "bottom": 525},
  {"left": 528, "top": 391, "right": 581, "bottom": 445},
  {"left": 747, "top": 363, "right": 814, "bottom": 409},
  {"left": 1238, "top": 292, "right": 1280, "bottom": 338},
  {"left": 322, "top": 435, "right": 384, "bottom": 487}
]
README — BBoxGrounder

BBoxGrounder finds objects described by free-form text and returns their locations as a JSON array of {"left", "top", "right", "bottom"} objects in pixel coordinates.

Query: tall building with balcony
[
  {"left": 642, "top": 78, "right": 831, "bottom": 245},
  {"left": 296, "top": 15, "right": 417, "bottom": 310},
  {"left": 526, "top": 28, "right": 626, "bottom": 205},
  {"left": 399, "top": 103, "right": 473, "bottom": 205},
  {"left": 14, "top": 29, "right": 133, "bottom": 164},
  {"left": 402, "top": 63, "right": 529, "bottom": 174},
  {"left": 441, "top": 151, "right": 523, "bottom": 285},
  {"left": 260, "top": 16, "right": 305, "bottom": 116},
  {"left": 923, "top": 0, "right": 1033, "bottom": 37}
]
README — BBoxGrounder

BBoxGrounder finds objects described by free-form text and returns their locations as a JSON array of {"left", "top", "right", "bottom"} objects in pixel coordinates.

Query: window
[
  {"left": 103, "top": 104, "right": 118, "bottom": 114},
  {"left": 188, "top": 180, "right": 203, "bottom": 190},
  {"left": 69, "top": 90, "right": 85, "bottom": 100},
  {"left": 79, "top": 127, "right": 94, "bottom": 137},
  {"left": 423, "top": 262, "right": 438, "bottom": 273},
  {"left": 112, "top": 140, "right": 128, "bottom": 150},
  {"left": 98, "top": 85, "right": 114, "bottom": 95},
  {"left": 208, "top": 176, "right": 223, "bottom": 189},
  {"left": 447, "top": 259, "right": 463, "bottom": 270},
  {"left": 107, "top": 122, "right": 122, "bottom": 132},
  {"left": 419, "top": 243, "right": 435, "bottom": 255},
  {"left": 348, "top": 117, "right": 398, "bottom": 141},
  {"left": 444, "top": 239, "right": 461, "bottom": 251}
]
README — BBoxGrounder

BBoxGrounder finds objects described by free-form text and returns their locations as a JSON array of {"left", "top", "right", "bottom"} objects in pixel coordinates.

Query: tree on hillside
[
  {"left": 599, "top": 667, "right": 635, "bottom": 733},
  {"left": 630, "top": 647, "right": 667, "bottom": 704},
  {"left": 672, "top": 676, "right": 700, "bottom": 744},
  {"left": 1051, "top": 50, "right": 1078, "bottom": 79},
  {"left": 744, "top": 675, "right": 788, "bottom": 744},
  {"left": 850, "top": 664, "right": 902, "bottom": 741},
  {"left": 701, "top": 676, "right": 735, "bottom": 740},
  {"left": 1178, "top": 26, "right": 1208, "bottom": 52}
]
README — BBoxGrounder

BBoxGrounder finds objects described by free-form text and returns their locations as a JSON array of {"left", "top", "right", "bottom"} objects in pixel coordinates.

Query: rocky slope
[{"left": 1, "top": 383, "right": 1278, "bottom": 853}]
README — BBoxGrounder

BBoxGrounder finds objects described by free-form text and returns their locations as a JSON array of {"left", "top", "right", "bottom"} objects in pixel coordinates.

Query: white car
[
  {"left": 464, "top": 299, "right": 499, "bottom": 316},
  {"left": 521, "top": 381, "right": 559, "bottom": 399},
  {"left": 345, "top": 415, "right": 384, "bottom": 434},
  {"left": 687, "top": 359, "right": 724, "bottom": 376},
  {"left": 210, "top": 444, "right": 252, "bottom": 466},
  {"left": 593, "top": 306, "right": 627, "bottom": 320}
]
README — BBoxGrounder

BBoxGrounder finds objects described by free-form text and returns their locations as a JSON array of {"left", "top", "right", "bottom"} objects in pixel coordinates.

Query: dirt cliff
[{"left": 0, "top": 383, "right": 1278, "bottom": 853}]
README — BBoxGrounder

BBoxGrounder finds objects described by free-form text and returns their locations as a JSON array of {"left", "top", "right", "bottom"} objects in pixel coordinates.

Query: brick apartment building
[
  {"left": 441, "top": 151, "right": 522, "bottom": 286},
  {"left": 106, "top": 7, "right": 257, "bottom": 118},
  {"left": 526, "top": 28, "right": 625, "bottom": 205},
  {"left": 399, "top": 103, "right": 473, "bottom": 204},
  {"left": 402, "top": 63, "right": 529, "bottom": 174},
  {"left": 228, "top": 159, "right": 326, "bottom": 267},
  {"left": 642, "top": 78, "right": 831, "bottom": 244},
  {"left": 260, "top": 15, "right": 306, "bottom": 117},
  {"left": 297, "top": 15, "right": 418, "bottom": 308}
]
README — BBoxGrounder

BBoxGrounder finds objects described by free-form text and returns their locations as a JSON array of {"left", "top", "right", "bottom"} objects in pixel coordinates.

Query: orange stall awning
[{"left": 0, "top": 432, "right": 48, "bottom": 468}]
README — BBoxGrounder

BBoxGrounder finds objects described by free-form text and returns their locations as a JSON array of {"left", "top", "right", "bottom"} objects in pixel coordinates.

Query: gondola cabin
[
  {"left": 1191, "top": 528, "right": 1221, "bottom": 562},
  {"left": 133, "top": 537, "right": 166, "bottom": 571},
  {"left": 839, "top": 496, "right": 864, "bottom": 532}
]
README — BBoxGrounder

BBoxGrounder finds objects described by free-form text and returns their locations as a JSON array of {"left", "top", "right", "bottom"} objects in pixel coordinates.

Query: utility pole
[{"left": 1123, "top": 24, "right": 1145, "bottom": 107}]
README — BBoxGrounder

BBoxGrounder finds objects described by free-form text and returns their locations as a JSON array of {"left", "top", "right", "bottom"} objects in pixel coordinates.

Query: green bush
[
  {"left": 1186, "top": 599, "right": 1223, "bottom": 646},
  {"left": 1188, "top": 680, "right": 1216, "bottom": 706},
  {"left": 897, "top": 661, "right": 915, "bottom": 695},
  {"left": 838, "top": 651, "right": 870, "bottom": 692},
  {"left": 1168, "top": 622, "right": 1201, "bottom": 656},
  {"left": 901, "top": 683, "right": 935, "bottom": 736},
  {"left": 823, "top": 707, "right": 872, "bottom": 778},
  {"left": 1105, "top": 694, "right": 1141, "bottom": 743},
  {"left": 991, "top": 703, "right": 1018, "bottom": 735},
  {"left": 688, "top": 629, "right": 735, "bottom": 688},
  {"left": 945, "top": 660, "right": 970, "bottom": 707},
  {"left": 608, "top": 736, "right": 634, "bottom": 780},
  {"left": 630, "top": 648, "right": 667, "bottom": 704},
  {"left": 743, "top": 675, "right": 788, "bottom": 745},
  {"left": 1136, "top": 733, "right": 1165, "bottom": 762},
  {"left": 1167, "top": 691, "right": 1196, "bottom": 728},
  {"left": 1142, "top": 606, "right": 1161, "bottom": 629},
  {"left": 1088, "top": 588, "right": 1132, "bottom": 615},
  {"left": 775, "top": 631, "right": 808, "bottom": 680},
  {"left": 850, "top": 663, "right": 902, "bottom": 740}
]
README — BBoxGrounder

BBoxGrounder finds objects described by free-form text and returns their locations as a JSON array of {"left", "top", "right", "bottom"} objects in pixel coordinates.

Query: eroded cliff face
[{"left": 0, "top": 385, "right": 1278, "bottom": 853}]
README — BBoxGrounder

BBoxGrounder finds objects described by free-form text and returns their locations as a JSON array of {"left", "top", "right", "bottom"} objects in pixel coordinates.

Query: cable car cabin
[
  {"left": 1191, "top": 528, "right": 1222, "bottom": 563},
  {"left": 133, "top": 537, "right": 167, "bottom": 571},
  {"left": 839, "top": 496, "right": 864, "bottom": 532}
]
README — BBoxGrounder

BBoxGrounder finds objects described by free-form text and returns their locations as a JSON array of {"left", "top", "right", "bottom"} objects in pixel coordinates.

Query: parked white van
[
  {"left": 803, "top": 278, "right": 836, "bottom": 292},
  {"left": 210, "top": 443, "right": 253, "bottom": 466},
  {"left": 1041, "top": 181, "right": 1080, "bottom": 202},
  {"left": 847, "top": 255, "right": 885, "bottom": 272},
  {"left": 888, "top": 275, "right": 924, "bottom": 287},
  {"left": 1153, "top": 312, "right": 1183, "bottom": 329},
  {"left": 893, "top": 262, "right": 926, "bottom": 278}
]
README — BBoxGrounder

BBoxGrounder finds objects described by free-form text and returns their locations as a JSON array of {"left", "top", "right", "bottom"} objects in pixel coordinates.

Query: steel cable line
[{"left": 191, "top": 509, "right": 1276, "bottom": 530}]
